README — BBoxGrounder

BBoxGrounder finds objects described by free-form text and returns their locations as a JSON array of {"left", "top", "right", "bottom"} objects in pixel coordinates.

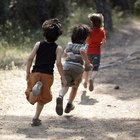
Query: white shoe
[{"left": 32, "top": 81, "right": 43, "bottom": 96}]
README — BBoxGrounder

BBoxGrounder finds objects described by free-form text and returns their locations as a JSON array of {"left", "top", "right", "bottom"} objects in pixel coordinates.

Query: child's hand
[{"left": 86, "top": 60, "right": 92, "bottom": 69}]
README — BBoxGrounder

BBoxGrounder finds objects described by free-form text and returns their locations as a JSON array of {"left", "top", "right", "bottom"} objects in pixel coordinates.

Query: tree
[
  {"left": 112, "top": 0, "right": 129, "bottom": 12},
  {"left": 0, "top": 0, "right": 6, "bottom": 25},
  {"left": 7, "top": 0, "right": 70, "bottom": 30},
  {"left": 95, "top": 0, "right": 113, "bottom": 31}
]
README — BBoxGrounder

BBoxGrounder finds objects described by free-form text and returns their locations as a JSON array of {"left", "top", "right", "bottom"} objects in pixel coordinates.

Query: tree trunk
[
  {"left": 115, "top": 0, "right": 129, "bottom": 11},
  {"left": 95, "top": 0, "right": 113, "bottom": 31}
]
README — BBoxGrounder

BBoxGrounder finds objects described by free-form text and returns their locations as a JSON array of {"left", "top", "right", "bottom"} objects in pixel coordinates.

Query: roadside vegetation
[{"left": 0, "top": 0, "right": 140, "bottom": 70}]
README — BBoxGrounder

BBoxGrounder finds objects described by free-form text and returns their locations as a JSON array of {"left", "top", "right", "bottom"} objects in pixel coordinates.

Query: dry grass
[{"left": 0, "top": 42, "right": 31, "bottom": 70}]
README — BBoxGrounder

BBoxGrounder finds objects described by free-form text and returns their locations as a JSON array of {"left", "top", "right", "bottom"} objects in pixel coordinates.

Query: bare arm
[
  {"left": 56, "top": 46, "right": 67, "bottom": 86},
  {"left": 26, "top": 42, "right": 40, "bottom": 80},
  {"left": 80, "top": 51, "right": 90, "bottom": 65},
  {"left": 63, "top": 49, "right": 68, "bottom": 60}
]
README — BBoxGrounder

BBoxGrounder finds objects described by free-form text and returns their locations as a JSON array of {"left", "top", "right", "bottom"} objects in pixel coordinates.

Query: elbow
[
  {"left": 56, "top": 62, "right": 62, "bottom": 67},
  {"left": 27, "top": 57, "right": 33, "bottom": 63}
]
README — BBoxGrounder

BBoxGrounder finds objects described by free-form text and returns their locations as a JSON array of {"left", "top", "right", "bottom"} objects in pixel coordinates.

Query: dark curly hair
[
  {"left": 42, "top": 18, "right": 62, "bottom": 42},
  {"left": 71, "top": 24, "right": 89, "bottom": 44}
]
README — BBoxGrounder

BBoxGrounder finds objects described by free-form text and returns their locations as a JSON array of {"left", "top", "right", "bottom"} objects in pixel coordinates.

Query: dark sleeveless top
[{"left": 32, "top": 41, "right": 58, "bottom": 74}]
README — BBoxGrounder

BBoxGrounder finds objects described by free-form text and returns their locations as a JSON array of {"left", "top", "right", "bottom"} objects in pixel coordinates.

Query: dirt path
[{"left": 0, "top": 20, "right": 140, "bottom": 140}]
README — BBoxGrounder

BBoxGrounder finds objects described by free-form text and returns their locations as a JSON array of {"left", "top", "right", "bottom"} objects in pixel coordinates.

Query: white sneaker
[{"left": 32, "top": 81, "right": 43, "bottom": 96}]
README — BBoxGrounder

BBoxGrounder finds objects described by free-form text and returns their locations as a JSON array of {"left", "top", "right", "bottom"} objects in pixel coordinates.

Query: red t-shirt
[{"left": 86, "top": 27, "right": 106, "bottom": 55}]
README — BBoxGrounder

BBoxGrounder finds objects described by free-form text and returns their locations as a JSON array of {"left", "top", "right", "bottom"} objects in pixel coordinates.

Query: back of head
[
  {"left": 88, "top": 13, "right": 103, "bottom": 28},
  {"left": 42, "top": 18, "right": 62, "bottom": 42},
  {"left": 71, "top": 24, "right": 89, "bottom": 44}
]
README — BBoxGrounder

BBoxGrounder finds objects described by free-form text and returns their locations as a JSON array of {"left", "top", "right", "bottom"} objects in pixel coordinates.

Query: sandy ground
[{"left": 0, "top": 20, "right": 140, "bottom": 140}]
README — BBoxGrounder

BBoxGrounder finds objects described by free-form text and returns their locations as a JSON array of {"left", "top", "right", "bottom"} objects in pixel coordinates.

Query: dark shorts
[
  {"left": 85, "top": 54, "right": 100, "bottom": 71},
  {"left": 63, "top": 62, "right": 83, "bottom": 87}
]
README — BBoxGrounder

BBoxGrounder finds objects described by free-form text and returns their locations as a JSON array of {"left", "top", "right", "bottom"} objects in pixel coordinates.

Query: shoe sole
[
  {"left": 32, "top": 82, "right": 43, "bottom": 96},
  {"left": 89, "top": 79, "right": 94, "bottom": 91},
  {"left": 31, "top": 119, "right": 42, "bottom": 127},
  {"left": 32, "top": 90, "right": 41, "bottom": 96},
  {"left": 65, "top": 106, "right": 75, "bottom": 113},
  {"left": 56, "top": 98, "right": 63, "bottom": 116}
]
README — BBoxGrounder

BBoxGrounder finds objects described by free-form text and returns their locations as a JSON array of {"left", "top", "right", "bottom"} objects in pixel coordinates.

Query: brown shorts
[
  {"left": 25, "top": 72, "right": 54, "bottom": 105},
  {"left": 63, "top": 63, "right": 83, "bottom": 87}
]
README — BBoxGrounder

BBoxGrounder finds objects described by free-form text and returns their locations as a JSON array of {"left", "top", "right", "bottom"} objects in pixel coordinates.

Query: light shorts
[
  {"left": 63, "top": 62, "right": 83, "bottom": 87},
  {"left": 85, "top": 54, "right": 100, "bottom": 71},
  {"left": 25, "top": 72, "right": 54, "bottom": 105}
]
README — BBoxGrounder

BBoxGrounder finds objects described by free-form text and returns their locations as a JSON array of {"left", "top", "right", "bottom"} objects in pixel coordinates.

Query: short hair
[
  {"left": 88, "top": 13, "right": 103, "bottom": 28},
  {"left": 42, "top": 18, "right": 62, "bottom": 42},
  {"left": 71, "top": 24, "right": 89, "bottom": 44}
]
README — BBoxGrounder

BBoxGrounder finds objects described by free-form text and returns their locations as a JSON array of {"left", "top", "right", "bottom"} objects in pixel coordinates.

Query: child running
[
  {"left": 25, "top": 18, "right": 67, "bottom": 126},
  {"left": 83, "top": 13, "right": 106, "bottom": 91},
  {"left": 56, "top": 24, "right": 92, "bottom": 116}
]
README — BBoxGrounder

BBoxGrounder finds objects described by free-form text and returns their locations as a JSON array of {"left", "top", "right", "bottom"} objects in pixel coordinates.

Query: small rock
[{"left": 114, "top": 85, "right": 120, "bottom": 90}]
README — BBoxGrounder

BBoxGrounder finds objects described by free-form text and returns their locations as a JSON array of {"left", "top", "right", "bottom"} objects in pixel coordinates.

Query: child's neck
[{"left": 45, "top": 40, "right": 54, "bottom": 43}]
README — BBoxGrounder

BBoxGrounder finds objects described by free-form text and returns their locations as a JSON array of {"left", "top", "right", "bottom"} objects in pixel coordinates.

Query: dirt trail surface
[{"left": 0, "top": 20, "right": 140, "bottom": 140}]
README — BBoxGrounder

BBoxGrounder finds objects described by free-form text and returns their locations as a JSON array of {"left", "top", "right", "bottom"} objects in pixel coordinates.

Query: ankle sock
[{"left": 59, "top": 95, "right": 63, "bottom": 99}]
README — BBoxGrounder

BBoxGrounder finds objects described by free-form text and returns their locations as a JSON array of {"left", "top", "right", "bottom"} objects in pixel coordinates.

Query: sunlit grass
[
  {"left": 1, "top": 7, "right": 139, "bottom": 70},
  {"left": 0, "top": 41, "right": 32, "bottom": 70},
  {"left": 0, "top": 36, "right": 70, "bottom": 70}
]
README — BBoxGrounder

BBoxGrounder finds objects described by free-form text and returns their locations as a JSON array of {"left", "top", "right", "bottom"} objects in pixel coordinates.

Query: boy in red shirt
[{"left": 83, "top": 13, "right": 106, "bottom": 91}]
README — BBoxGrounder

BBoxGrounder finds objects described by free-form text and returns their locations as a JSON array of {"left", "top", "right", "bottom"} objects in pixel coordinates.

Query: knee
[{"left": 27, "top": 94, "right": 37, "bottom": 105}]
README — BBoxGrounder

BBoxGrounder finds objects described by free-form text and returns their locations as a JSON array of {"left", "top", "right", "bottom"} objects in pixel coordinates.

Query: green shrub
[{"left": 134, "top": 0, "right": 140, "bottom": 14}]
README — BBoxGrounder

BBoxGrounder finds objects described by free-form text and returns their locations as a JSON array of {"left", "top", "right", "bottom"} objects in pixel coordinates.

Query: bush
[{"left": 134, "top": 0, "right": 140, "bottom": 14}]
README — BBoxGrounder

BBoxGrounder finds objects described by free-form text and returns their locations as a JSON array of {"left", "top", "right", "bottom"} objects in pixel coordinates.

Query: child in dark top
[
  {"left": 25, "top": 18, "right": 67, "bottom": 126},
  {"left": 83, "top": 13, "right": 106, "bottom": 91},
  {"left": 55, "top": 24, "right": 92, "bottom": 116}
]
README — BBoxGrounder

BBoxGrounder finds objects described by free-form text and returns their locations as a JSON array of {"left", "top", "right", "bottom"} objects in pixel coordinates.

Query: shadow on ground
[
  {"left": 0, "top": 115, "right": 140, "bottom": 140},
  {"left": 95, "top": 59, "right": 140, "bottom": 101},
  {"left": 79, "top": 91, "right": 98, "bottom": 105}
]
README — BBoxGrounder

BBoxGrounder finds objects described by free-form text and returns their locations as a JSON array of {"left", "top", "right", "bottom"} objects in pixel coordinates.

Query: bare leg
[
  {"left": 64, "top": 86, "right": 78, "bottom": 113},
  {"left": 31, "top": 103, "right": 44, "bottom": 126},
  {"left": 91, "top": 71, "right": 98, "bottom": 80},
  {"left": 83, "top": 71, "right": 89, "bottom": 88},
  {"left": 83, "top": 71, "right": 89, "bottom": 83},
  {"left": 68, "top": 86, "right": 78, "bottom": 103},
  {"left": 33, "top": 103, "right": 44, "bottom": 119},
  {"left": 89, "top": 71, "right": 98, "bottom": 91}
]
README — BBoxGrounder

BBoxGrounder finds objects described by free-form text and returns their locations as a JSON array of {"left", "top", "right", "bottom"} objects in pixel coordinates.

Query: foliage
[
  {"left": 0, "top": 0, "right": 70, "bottom": 44},
  {"left": 0, "top": 0, "right": 140, "bottom": 70},
  {"left": 134, "top": 0, "right": 140, "bottom": 14},
  {"left": 8, "top": 0, "right": 70, "bottom": 29},
  {"left": 67, "top": 7, "right": 95, "bottom": 29},
  {"left": 0, "top": 0, "right": 139, "bottom": 43}
]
